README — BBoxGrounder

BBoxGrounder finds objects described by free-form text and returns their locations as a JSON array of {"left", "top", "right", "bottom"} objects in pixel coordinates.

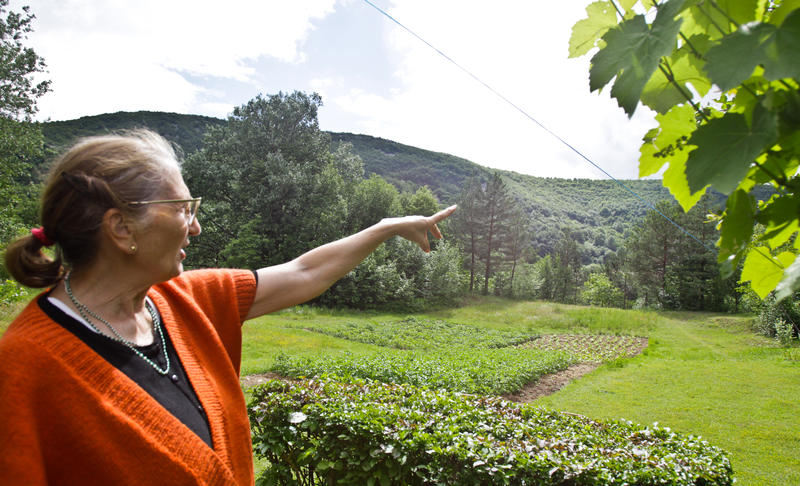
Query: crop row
[
  {"left": 270, "top": 347, "right": 575, "bottom": 395},
  {"left": 249, "top": 378, "right": 733, "bottom": 485},
  {"left": 290, "top": 316, "right": 539, "bottom": 350},
  {"left": 522, "top": 334, "right": 648, "bottom": 363}
]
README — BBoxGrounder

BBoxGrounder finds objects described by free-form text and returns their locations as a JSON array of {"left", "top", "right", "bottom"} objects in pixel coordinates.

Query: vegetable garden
[{"left": 247, "top": 313, "right": 739, "bottom": 484}]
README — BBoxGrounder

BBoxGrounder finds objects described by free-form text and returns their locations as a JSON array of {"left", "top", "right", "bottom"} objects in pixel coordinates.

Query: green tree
[
  {"left": 480, "top": 173, "right": 515, "bottom": 295},
  {"left": 183, "top": 91, "right": 353, "bottom": 268},
  {"left": 503, "top": 208, "right": 530, "bottom": 297},
  {"left": 0, "top": 0, "right": 49, "bottom": 254},
  {"left": 570, "top": 0, "right": 800, "bottom": 300},
  {"left": 625, "top": 201, "right": 683, "bottom": 307},
  {"left": 550, "top": 232, "right": 583, "bottom": 303},
  {"left": 452, "top": 175, "right": 484, "bottom": 292},
  {"left": 400, "top": 186, "right": 439, "bottom": 216},
  {"left": 345, "top": 174, "right": 401, "bottom": 233},
  {"left": 581, "top": 272, "right": 624, "bottom": 307}
]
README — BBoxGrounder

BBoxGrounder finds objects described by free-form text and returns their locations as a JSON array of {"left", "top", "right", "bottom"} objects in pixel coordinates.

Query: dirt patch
[
  {"left": 502, "top": 363, "right": 601, "bottom": 403},
  {"left": 240, "top": 372, "right": 286, "bottom": 389}
]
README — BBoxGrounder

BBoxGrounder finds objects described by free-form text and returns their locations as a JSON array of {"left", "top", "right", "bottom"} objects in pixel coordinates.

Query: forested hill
[
  {"left": 329, "top": 131, "right": 682, "bottom": 262},
  {"left": 41, "top": 111, "right": 225, "bottom": 158},
  {"left": 40, "top": 111, "right": 698, "bottom": 262}
]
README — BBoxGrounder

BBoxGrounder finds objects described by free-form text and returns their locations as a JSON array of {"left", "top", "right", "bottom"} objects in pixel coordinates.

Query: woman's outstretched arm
[{"left": 245, "top": 205, "right": 456, "bottom": 319}]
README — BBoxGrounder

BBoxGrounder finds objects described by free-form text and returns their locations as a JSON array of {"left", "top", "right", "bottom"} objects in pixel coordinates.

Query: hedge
[{"left": 248, "top": 378, "right": 733, "bottom": 485}]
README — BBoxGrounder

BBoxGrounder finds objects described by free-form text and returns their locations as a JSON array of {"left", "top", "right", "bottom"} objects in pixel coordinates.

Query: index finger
[{"left": 430, "top": 205, "right": 457, "bottom": 224}]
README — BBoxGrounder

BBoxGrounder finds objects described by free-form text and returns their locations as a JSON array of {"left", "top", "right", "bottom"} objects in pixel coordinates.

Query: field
[
  {"left": 3, "top": 296, "right": 798, "bottom": 484},
  {"left": 240, "top": 299, "right": 800, "bottom": 485}
]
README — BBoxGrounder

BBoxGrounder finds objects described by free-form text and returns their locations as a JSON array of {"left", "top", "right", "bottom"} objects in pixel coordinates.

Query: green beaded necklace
[{"left": 64, "top": 273, "right": 170, "bottom": 375}]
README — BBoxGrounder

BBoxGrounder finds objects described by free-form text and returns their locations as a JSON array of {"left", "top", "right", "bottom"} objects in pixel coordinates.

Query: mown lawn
[{"left": 3, "top": 295, "right": 798, "bottom": 484}]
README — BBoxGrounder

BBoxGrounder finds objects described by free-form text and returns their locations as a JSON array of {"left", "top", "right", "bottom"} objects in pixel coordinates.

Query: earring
[{"left": 130, "top": 244, "right": 137, "bottom": 253}]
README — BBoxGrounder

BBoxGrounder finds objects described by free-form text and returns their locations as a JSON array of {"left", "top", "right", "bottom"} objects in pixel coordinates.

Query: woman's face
[{"left": 135, "top": 169, "right": 201, "bottom": 283}]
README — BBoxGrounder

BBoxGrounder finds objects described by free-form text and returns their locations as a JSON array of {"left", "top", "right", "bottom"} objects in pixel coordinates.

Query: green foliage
[
  {"left": 0, "top": 0, "right": 48, "bottom": 255},
  {"left": 623, "top": 198, "right": 735, "bottom": 310},
  {"left": 581, "top": 272, "right": 623, "bottom": 307},
  {"left": 0, "top": 0, "right": 50, "bottom": 121},
  {"left": 183, "top": 92, "right": 351, "bottom": 269},
  {"left": 0, "top": 117, "right": 42, "bottom": 248},
  {"left": 289, "top": 316, "right": 539, "bottom": 351},
  {"left": 0, "top": 279, "right": 26, "bottom": 305},
  {"left": 249, "top": 378, "right": 734, "bottom": 485},
  {"left": 755, "top": 292, "right": 800, "bottom": 343},
  {"left": 270, "top": 347, "right": 573, "bottom": 396},
  {"left": 573, "top": 0, "right": 800, "bottom": 301}
]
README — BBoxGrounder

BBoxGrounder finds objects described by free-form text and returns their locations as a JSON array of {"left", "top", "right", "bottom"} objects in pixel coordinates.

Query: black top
[{"left": 37, "top": 293, "right": 213, "bottom": 448}]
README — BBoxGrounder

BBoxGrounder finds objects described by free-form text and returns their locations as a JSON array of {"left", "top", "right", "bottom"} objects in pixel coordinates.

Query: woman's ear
[{"left": 102, "top": 208, "right": 137, "bottom": 254}]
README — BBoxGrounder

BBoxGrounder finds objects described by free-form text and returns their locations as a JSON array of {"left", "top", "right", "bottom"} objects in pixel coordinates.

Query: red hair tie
[{"left": 31, "top": 227, "right": 55, "bottom": 247}]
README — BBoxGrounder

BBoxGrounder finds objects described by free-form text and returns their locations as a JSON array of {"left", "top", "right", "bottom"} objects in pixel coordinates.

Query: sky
[{"left": 14, "top": 0, "right": 660, "bottom": 180}]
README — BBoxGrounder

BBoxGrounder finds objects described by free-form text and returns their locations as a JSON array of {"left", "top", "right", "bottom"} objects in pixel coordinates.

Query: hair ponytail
[{"left": 4, "top": 233, "right": 64, "bottom": 288}]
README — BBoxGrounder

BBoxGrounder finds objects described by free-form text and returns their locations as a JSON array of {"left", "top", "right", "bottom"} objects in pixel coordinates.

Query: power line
[{"left": 361, "top": 0, "right": 717, "bottom": 254}]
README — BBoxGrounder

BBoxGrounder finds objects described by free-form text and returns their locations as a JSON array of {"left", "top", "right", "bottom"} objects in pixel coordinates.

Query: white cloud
[{"left": 16, "top": 0, "right": 338, "bottom": 119}]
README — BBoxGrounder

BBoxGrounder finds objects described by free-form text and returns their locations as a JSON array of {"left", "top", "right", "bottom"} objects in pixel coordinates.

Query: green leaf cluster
[
  {"left": 248, "top": 378, "right": 734, "bottom": 485},
  {"left": 572, "top": 0, "right": 800, "bottom": 300}
]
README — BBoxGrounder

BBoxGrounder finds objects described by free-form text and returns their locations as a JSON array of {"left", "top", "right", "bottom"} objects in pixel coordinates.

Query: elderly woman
[{"left": 0, "top": 130, "right": 455, "bottom": 485}]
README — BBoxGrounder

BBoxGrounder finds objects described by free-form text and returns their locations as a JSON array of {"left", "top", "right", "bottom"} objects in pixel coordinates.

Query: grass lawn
[{"left": 3, "top": 295, "right": 798, "bottom": 484}]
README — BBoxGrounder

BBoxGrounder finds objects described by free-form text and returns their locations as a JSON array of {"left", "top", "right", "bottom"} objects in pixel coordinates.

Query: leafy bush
[
  {"left": 249, "top": 378, "right": 734, "bottom": 485},
  {"left": 270, "top": 347, "right": 573, "bottom": 396},
  {"left": 581, "top": 273, "right": 623, "bottom": 308},
  {"left": 755, "top": 294, "right": 800, "bottom": 343},
  {"left": 776, "top": 319, "right": 795, "bottom": 347},
  {"left": 0, "top": 279, "right": 27, "bottom": 306},
  {"left": 292, "top": 316, "right": 538, "bottom": 350}
]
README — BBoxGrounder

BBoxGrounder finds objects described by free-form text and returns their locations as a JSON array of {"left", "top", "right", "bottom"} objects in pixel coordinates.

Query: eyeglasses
[{"left": 128, "top": 197, "right": 202, "bottom": 225}]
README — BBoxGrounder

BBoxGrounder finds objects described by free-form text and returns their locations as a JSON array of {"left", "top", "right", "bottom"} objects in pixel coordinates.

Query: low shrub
[{"left": 249, "top": 378, "right": 734, "bottom": 485}]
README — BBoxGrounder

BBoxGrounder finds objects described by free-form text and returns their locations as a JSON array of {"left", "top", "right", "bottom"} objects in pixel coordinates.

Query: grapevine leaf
[
  {"left": 618, "top": 0, "right": 639, "bottom": 11},
  {"left": 769, "top": 0, "right": 800, "bottom": 26},
  {"left": 639, "top": 104, "right": 695, "bottom": 176},
  {"left": 761, "top": 9, "right": 800, "bottom": 81},
  {"left": 569, "top": 1, "right": 618, "bottom": 58},
  {"left": 775, "top": 254, "right": 800, "bottom": 300},
  {"left": 715, "top": 0, "right": 760, "bottom": 25},
  {"left": 590, "top": 0, "right": 686, "bottom": 117},
  {"left": 704, "top": 23, "right": 774, "bottom": 91},
  {"left": 705, "top": 10, "right": 800, "bottom": 90},
  {"left": 641, "top": 49, "right": 710, "bottom": 113},
  {"left": 664, "top": 158, "right": 706, "bottom": 211},
  {"left": 685, "top": 105, "right": 778, "bottom": 194},
  {"left": 684, "top": 0, "right": 758, "bottom": 40},
  {"left": 741, "top": 248, "right": 794, "bottom": 298},
  {"left": 758, "top": 193, "right": 800, "bottom": 248},
  {"left": 718, "top": 189, "right": 755, "bottom": 259}
]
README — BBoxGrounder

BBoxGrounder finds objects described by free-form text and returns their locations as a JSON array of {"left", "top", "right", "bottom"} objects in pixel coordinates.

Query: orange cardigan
[{"left": 0, "top": 269, "right": 257, "bottom": 486}]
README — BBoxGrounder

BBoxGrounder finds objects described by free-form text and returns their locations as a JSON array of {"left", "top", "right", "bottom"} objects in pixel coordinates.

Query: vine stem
[
  {"left": 658, "top": 60, "right": 710, "bottom": 123},
  {"left": 695, "top": 2, "right": 729, "bottom": 37},
  {"left": 609, "top": 0, "right": 624, "bottom": 20},
  {"left": 707, "top": 0, "right": 741, "bottom": 29}
]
